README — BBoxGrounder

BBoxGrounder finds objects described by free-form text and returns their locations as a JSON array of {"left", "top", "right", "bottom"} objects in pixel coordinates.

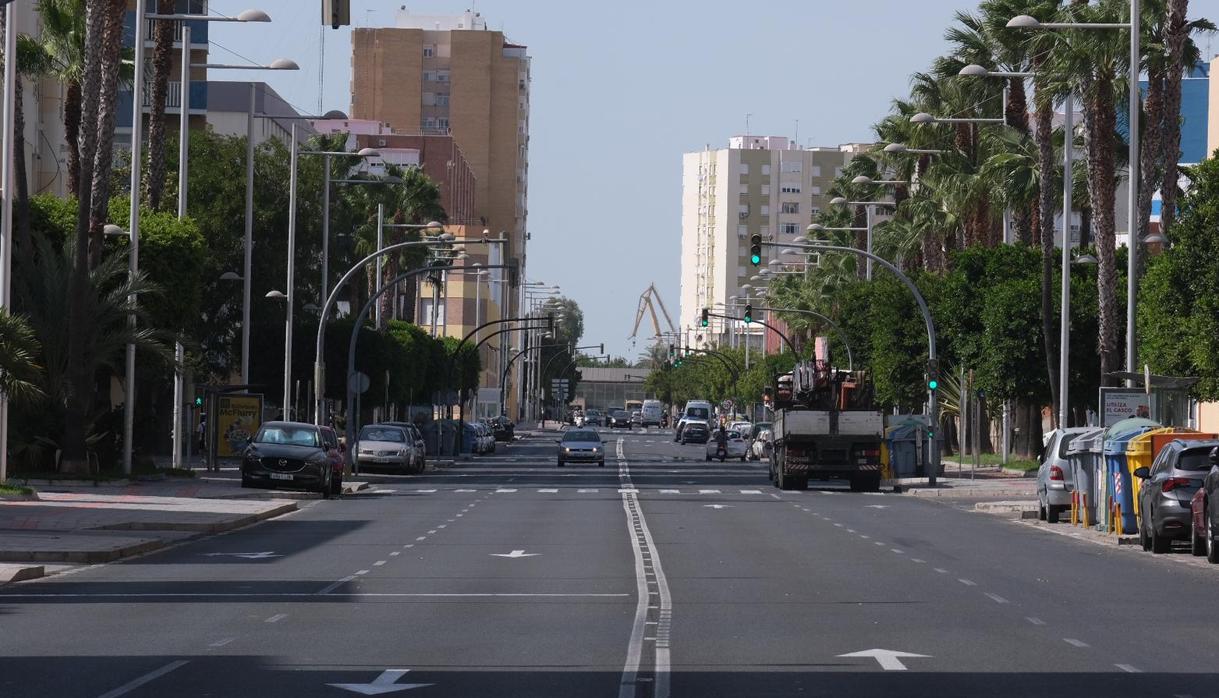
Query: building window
[
  {"left": 761, "top": 184, "right": 770, "bottom": 196},
  {"left": 781, "top": 161, "right": 802, "bottom": 173},
  {"left": 424, "top": 117, "right": 438, "bottom": 129},
  {"left": 738, "top": 204, "right": 749, "bottom": 220},
  {"left": 781, "top": 202, "right": 800, "bottom": 214},
  {"left": 437, "top": 117, "right": 450, "bottom": 130},
  {"left": 436, "top": 70, "right": 449, "bottom": 82},
  {"left": 810, "top": 186, "right": 822, "bottom": 195},
  {"left": 740, "top": 163, "right": 750, "bottom": 175},
  {"left": 436, "top": 93, "right": 450, "bottom": 106},
  {"left": 737, "top": 225, "right": 749, "bottom": 238},
  {"left": 760, "top": 205, "right": 770, "bottom": 216},
  {"left": 835, "top": 167, "right": 844, "bottom": 177},
  {"left": 811, "top": 165, "right": 822, "bottom": 177},
  {"left": 781, "top": 185, "right": 801, "bottom": 194},
  {"left": 781, "top": 223, "right": 798, "bottom": 235},
  {"left": 761, "top": 164, "right": 771, "bottom": 175},
  {"left": 423, "top": 46, "right": 435, "bottom": 58}
]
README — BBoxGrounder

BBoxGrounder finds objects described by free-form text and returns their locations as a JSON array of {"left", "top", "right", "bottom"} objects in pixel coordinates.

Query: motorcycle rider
[{"left": 714, "top": 425, "right": 728, "bottom": 460}]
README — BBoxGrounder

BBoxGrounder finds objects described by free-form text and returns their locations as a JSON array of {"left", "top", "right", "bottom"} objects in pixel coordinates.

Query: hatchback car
[
  {"left": 1036, "top": 428, "right": 1091, "bottom": 523},
  {"left": 356, "top": 424, "right": 416, "bottom": 472},
  {"left": 608, "top": 410, "right": 632, "bottom": 429},
  {"left": 706, "top": 430, "right": 748, "bottom": 461},
  {"left": 630, "top": 410, "right": 643, "bottom": 427},
  {"left": 585, "top": 409, "right": 603, "bottom": 427},
  {"left": 680, "top": 421, "right": 710, "bottom": 445},
  {"left": 242, "top": 421, "right": 338, "bottom": 495},
  {"left": 558, "top": 429, "right": 605, "bottom": 467},
  {"left": 383, "top": 422, "right": 426, "bottom": 472},
  {"left": 1135, "top": 439, "right": 1219, "bottom": 553}
]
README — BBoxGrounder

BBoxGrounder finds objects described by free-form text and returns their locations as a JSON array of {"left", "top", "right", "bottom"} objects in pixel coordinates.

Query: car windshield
[
  {"left": 562, "top": 431, "right": 600, "bottom": 444},
  {"left": 1179, "top": 448, "right": 1218, "bottom": 471},
  {"left": 254, "top": 425, "right": 320, "bottom": 448},
  {"left": 359, "top": 427, "right": 404, "bottom": 442},
  {"left": 686, "top": 407, "right": 710, "bottom": 419}
]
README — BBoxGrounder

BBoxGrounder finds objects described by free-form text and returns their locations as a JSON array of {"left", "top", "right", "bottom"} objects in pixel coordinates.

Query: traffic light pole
[
  {"left": 706, "top": 311, "right": 798, "bottom": 356},
  {"left": 769, "top": 241, "right": 939, "bottom": 485},
  {"left": 754, "top": 307, "right": 853, "bottom": 371}
]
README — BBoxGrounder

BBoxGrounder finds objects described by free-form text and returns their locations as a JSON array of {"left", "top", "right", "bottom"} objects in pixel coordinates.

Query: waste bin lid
[
  {"left": 1104, "top": 417, "right": 1160, "bottom": 440},
  {"left": 1103, "top": 425, "right": 1159, "bottom": 454},
  {"left": 1067, "top": 428, "right": 1105, "bottom": 454},
  {"left": 885, "top": 423, "right": 920, "bottom": 440}
]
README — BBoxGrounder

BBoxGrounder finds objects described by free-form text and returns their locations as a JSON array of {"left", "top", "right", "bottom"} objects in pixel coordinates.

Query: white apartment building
[{"left": 680, "top": 136, "right": 864, "bottom": 349}]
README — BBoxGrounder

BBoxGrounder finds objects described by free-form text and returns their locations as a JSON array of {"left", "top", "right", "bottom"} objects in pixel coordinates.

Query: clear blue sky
[{"left": 210, "top": 0, "right": 1219, "bottom": 359}]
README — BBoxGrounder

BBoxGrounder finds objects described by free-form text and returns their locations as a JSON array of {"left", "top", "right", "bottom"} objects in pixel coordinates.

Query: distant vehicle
[
  {"left": 319, "top": 426, "right": 344, "bottom": 497},
  {"left": 625, "top": 400, "right": 644, "bottom": 414},
  {"left": 674, "top": 400, "right": 714, "bottom": 442},
  {"left": 609, "top": 409, "right": 632, "bottom": 429},
  {"left": 1135, "top": 439, "right": 1219, "bottom": 553},
  {"left": 769, "top": 362, "right": 883, "bottom": 491},
  {"left": 706, "top": 430, "right": 748, "bottom": 462},
  {"left": 574, "top": 411, "right": 586, "bottom": 427},
  {"left": 382, "top": 422, "right": 427, "bottom": 471},
  {"left": 356, "top": 424, "right": 417, "bottom": 472},
  {"left": 728, "top": 420, "right": 752, "bottom": 434},
  {"left": 680, "top": 421, "right": 710, "bottom": 445},
  {"left": 751, "top": 428, "right": 773, "bottom": 461},
  {"left": 1189, "top": 445, "right": 1219, "bottom": 561},
  {"left": 630, "top": 410, "right": 643, "bottom": 427},
  {"left": 641, "top": 399, "right": 664, "bottom": 427},
  {"left": 585, "top": 409, "right": 603, "bottom": 427},
  {"left": 242, "top": 421, "right": 340, "bottom": 495},
  {"left": 490, "top": 416, "right": 515, "bottom": 442},
  {"left": 1037, "top": 428, "right": 1092, "bottom": 523},
  {"left": 558, "top": 429, "right": 605, "bottom": 467}
]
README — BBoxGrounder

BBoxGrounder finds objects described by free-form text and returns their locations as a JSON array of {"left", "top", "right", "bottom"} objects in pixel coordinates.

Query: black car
[
  {"left": 608, "top": 409, "right": 632, "bottom": 429},
  {"left": 241, "top": 421, "right": 338, "bottom": 494},
  {"left": 681, "top": 421, "right": 710, "bottom": 444},
  {"left": 490, "top": 416, "right": 515, "bottom": 442}
]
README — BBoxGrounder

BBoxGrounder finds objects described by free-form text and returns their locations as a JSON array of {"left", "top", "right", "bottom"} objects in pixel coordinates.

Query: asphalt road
[{"left": 3, "top": 429, "right": 1219, "bottom": 697}]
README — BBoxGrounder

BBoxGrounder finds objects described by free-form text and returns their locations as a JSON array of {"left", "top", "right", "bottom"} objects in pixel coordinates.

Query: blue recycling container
[{"left": 1102, "top": 418, "right": 1160, "bottom": 534}]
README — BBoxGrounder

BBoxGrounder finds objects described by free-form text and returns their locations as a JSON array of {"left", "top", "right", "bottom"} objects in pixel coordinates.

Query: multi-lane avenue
[{"left": 2, "top": 430, "right": 1218, "bottom": 697}]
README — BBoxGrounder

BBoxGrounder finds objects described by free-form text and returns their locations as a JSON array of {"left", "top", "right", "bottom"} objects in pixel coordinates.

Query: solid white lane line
[
  {"left": 265, "top": 613, "right": 288, "bottom": 623},
  {"left": 1063, "top": 638, "right": 1089, "bottom": 648},
  {"left": 97, "top": 660, "right": 190, "bottom": 698}
]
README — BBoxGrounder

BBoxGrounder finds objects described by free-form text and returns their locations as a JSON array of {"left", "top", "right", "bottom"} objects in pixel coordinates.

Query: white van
[
  {"left": 674, "top": 400, "right": 715, "bottom": 442},
  {"left": 641, "top": 399, "right": 664, "bottom": 427}
]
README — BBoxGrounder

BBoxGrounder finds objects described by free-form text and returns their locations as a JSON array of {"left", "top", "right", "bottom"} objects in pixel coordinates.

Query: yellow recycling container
[{"left": 1126, "top": 428, "right": 1212, "bottom": 517}]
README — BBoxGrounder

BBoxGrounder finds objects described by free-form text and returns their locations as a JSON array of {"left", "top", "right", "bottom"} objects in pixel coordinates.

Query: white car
[
  {"left": 750, "top": 428, "right": 773, "bottom": 461},
  {"left": 728, "top": 420, "right": 752, "bottom": 434},
  {"left": 706, "top": 430, "right": 749, "bottom": 462},
  {"left": 357, "top": 424, "right": 418, "bottom": 472}
]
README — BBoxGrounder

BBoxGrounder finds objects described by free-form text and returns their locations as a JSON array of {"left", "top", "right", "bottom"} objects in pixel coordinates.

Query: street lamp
[
  {"left": 829, "top": 197, "right": 894, "bottom": 280},
  {"left": 910, "top": 111, "right": 1004, "bottom": 125},
  {"left": 1008, "top": 4, "right": 1141, "bottom": 377},
  {"left": 850, "top": 175, "right": 909, "bottom": 186},
  {"left": 882, "top": 143, "right": 946, "bottom": 155}
]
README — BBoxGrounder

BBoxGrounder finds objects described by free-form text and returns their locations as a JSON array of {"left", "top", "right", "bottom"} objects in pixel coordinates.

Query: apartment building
[{"left": 680, "top": 136, "right": 860, "bottom": 349}]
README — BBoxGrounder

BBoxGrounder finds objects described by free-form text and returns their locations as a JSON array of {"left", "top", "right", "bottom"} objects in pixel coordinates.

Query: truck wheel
[
  {"left": 865, "top": 473, "right": 882, "bottom": 492},
  {"left": 792, "top": 475, "right": 808, "bottom": 491}
]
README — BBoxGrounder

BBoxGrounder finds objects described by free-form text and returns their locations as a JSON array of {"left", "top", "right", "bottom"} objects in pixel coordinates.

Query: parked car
[
  {"left": 490, "top": 416, "right": 515, "bottom": 442},
  {"left": 1036, "top": 428, "right": 1091, "bottom": 523},
  {"left": 557, "top": 428, "right": 605, "bottom": 467},
  {"left": 630, "top": 410, "right": 643, "bottom": 427},
  {"left": 728, "top": 420, "right": 752, "bottom": 434},
  {"left": 241, "top": 421, "right": 339, "bottom": 495},
  {"left": 1190, "top": 446, "right": 1219, "bottom": 561},
  {"left": 356, "top": 424, "right": 417, "bottom": 472},
  {"left": 609, "top": 409, "right": 632, "bottom": 429},
  {"left": 706, "top": 430, "right": 748, "bottom": 462},
  {"left": 319, "top": 426, "right": 344, "bottom": 497},
  {"left": 750, "top": 428, "right": 773, "bottom": 461},
  {"left": 383, "top": 422, "right": 427, "bottom": 471},
  {"left": 1135, "top": 439, "right": 1219, "bottom": 553},
  {"left": 680, "top": 421, "right": 710, "bottom": 445}
]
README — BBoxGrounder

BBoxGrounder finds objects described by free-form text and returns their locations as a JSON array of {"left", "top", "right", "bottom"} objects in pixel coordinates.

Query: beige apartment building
[
  {"left": 350, "top": 9, "right": 530, "bottom": 416},
  {"left": 680, "top": 136, "right": 865, "bottom": 349}
]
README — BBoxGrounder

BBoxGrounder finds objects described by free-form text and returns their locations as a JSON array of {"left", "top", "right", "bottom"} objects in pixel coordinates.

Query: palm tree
[
  {"left": 26, "top": 0, "right": 85, "bottom": 198},
  {"left": 0, "top": 309, "right": 44, "bottom": 404},
  {"left": 145, "top": 0, "right": 176, "bottom": 211},
  {"left": 87, "top": 0, "right": 129, "bottom": 266}
]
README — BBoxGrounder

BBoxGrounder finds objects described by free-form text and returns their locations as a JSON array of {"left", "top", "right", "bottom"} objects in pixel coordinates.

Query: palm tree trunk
[
  {"left": 11, "top": 57, "right": 31, "bottom": 262},
  {"left": 144, "top": 0, "right": 174, "bottom": 210},
  {"left": 64, "top": 81, "right": 81, "bottom": 198},
  {"left": 87, "top": 0, "right": 126, "bottom": 267},
  {"left": 1085, "top": 79, "right": 1122, "bottom": 386},
  {"left": 63, "top": 0, "right": 110, "bottom": 470},
  {"left": 1034, "top": 90, "right": 1058, "bottom": 429},
  {"left": 852, "top": 205, "right": 867, "bottom": 278},
  {"left": 1159, "top": 0, "right": 1189, "bottom": 235},
  {"left": 1137, "top": 61, "right": 1165, "bottom": 250}
]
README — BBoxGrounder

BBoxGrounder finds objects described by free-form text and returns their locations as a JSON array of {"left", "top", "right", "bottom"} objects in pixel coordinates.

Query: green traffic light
[
  {"left": 750, "top": 254, "right": 761, "bottom": 265},
  {"left": 928, "top": 380, "right": 938, "bottom": 390}
]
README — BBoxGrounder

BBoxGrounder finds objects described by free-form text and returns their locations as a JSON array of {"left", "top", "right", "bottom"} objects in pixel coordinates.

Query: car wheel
[
  {"left": 1037, "top": 492, "right": 1047, "bottom": 521},
  {"left": 241, "top": 476, "right": 254, "bottom": 489},
  {"left": 705, "top": 454, "right": 711, "bottom": 462},
  {"left": 1151, "top": 519, "right": 1171, "bottom": 554},
  {"left": 557, "top": 459, "right": 565, "bottom": 467},
  {"left": 1046, "top": 504, "right": 1060, "bottom": 524},
  {"left": 598, "top": 460, "right": 605, "bottom": 467},
  {"left": 741, "top": 455, "right": 747, "bottom": 462},
  {"left": 1139, "top": 516, "right": 1152, "bottom": 551},
  {"left": 1192, "top": 519, "right": 1206, "bottom": 556}
]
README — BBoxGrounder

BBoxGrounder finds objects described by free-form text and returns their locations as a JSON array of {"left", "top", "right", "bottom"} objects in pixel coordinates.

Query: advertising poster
[
  {"left": 215, "top": 394, "right": 263, "bottom": 457},
  {"left": 1099, "top": 388, "right": 1152, "bottom": 427}
]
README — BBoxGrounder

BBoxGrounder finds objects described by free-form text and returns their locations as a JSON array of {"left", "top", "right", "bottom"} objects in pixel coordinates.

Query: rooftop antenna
[{"left": 794, "top": 119, "right": 799, "bottom": 149}]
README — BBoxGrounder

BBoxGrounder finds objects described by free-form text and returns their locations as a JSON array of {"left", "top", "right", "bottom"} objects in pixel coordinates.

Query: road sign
[{"left": 349, "top": 371, "right": 370, "bottom": 394}]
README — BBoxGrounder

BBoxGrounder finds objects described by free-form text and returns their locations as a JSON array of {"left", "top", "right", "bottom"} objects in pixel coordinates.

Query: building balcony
[
  {"left": 124, "top": 8, "right": 210, "bottom": 49},
  {"left": 115, "top": 81, "right": 208, "bottom": 128}
]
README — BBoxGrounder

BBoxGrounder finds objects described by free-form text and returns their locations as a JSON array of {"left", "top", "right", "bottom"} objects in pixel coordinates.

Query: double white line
[{"left": 618, "top": 438, "right": 671, "bottom": 698}]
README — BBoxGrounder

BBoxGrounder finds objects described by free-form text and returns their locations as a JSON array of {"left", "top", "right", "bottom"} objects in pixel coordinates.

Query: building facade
[
  {"left": 206, "top": 81, "right": 316, "bottom": 147},
  {"left": 680, "top": 136, "right": 861, "bottom": 350}
]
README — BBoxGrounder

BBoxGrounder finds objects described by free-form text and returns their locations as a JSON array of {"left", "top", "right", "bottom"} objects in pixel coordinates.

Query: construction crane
[{"left": 629, "top": 284, "right": 677, "bottom": 349}]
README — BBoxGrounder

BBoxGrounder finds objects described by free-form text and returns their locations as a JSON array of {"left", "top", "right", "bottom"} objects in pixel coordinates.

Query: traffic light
[
  {"left": 667, "top": 344, "right": 674, "bottom": 361},
  {"left": 749, "top": 234, "right": 762, "bottom": 266},
  {"left": 194, "top": 396, "right": 203, "bottom": 408},
  {"left": 743, "top": 304, "right": 753, "bottom": 324},
  {"left": 700, "top": 308, "right": 709, "bottom": 327},
  {"left": 926, "top": 358, "right": 939, "bottom": 391}
]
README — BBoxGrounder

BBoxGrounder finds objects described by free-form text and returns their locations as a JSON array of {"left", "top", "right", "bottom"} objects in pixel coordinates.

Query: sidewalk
[{"left": 0, "top": 477, "right": 313, "bottom": 580}]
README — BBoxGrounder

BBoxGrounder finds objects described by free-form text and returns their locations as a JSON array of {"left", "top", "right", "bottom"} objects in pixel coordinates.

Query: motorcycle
[{"left": 715, "top": 443, "right": 727, "bottom": 462}]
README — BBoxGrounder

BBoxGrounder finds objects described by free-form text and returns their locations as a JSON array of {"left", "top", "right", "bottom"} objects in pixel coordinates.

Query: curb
[{"left": 0, "top": 563, "right": 45, "bottom": 583}]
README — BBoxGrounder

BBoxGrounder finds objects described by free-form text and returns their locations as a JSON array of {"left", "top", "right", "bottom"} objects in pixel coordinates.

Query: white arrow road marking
[
  {"left": 838, "top": 649, "right": 930, "bottom": 671},
  {"left": 490, "top": 549, "right": 540, "bottom": 558},
  {"left": 327, "top": 669, "right": 433, "bottom": 695},
  {"left": 202, "top": 552, "right": 279, "bottom": 559},
  {"left": 703, "top": 504, "right": 732, "bottom": 509}
]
